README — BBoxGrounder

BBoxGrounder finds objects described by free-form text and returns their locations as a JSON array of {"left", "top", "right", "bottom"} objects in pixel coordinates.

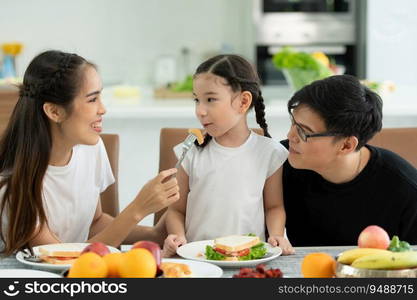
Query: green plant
[{"left": 170, "top": 75, "right": 193, "bottom": 92}]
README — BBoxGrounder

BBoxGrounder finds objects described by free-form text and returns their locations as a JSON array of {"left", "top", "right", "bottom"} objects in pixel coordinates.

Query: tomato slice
[
  {"left": 214, "top": 247, "right": 250, "bottom": 257},
  {"left": 214, "top": 247, "right": 227, "bottom": 255},
  {"left": 236, "top": 248, "right": 250, "bottom": 257},
  {"left": 52, "top": 256, "right": 77, "bottom": 260}
]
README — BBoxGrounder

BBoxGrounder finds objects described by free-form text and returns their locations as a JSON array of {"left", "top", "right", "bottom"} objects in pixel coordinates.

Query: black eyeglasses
[{"left": 289, "top": 113, "right": 343, "bottom": 142}]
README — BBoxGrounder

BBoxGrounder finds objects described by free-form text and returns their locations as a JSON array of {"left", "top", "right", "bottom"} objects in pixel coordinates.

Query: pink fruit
[
  {"left": 358, "top": 225, "right": 390, "bottom": 249},
  {"left": 81, "top": 242, "right": 111, "bottom": 257},
  {"left": 132, "top": 241, "right": 161, "bottom": 267}
]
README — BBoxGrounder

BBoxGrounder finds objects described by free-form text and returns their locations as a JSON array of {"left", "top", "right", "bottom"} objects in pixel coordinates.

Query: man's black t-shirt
[{"left": 280, "top": 140, "right": 417, "bottom": 246}]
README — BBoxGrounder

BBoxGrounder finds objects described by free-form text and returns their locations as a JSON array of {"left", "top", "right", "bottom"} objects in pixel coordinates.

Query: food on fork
[
  {"left": 205, "top": 235, "right": 267, "bottom": 261},
  {"left": 160, "top": 262, "right": 193, "bottom": 278},
  {"left": 38, "top": 244, "right": 83, "bottom": 265},
  {"left": 188, "top": 128, "right": 204, "bottom": 145}
]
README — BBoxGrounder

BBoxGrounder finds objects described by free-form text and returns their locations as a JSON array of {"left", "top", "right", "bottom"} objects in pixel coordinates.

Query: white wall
[
  {"left": 0, "top": 0, "right": 253, "bottom": 85},
  {"left": 367, "top": 0, "right": 417, "bottom": 85}
]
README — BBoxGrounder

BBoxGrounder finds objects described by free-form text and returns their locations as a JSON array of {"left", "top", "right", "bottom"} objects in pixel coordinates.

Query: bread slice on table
[
  {"left": 38, "top": 243, "right": 82, "bottom": 265},
  {"left": 40, "top": 256, "right": 78, "bottom": 265},
  {"left": 38, "top": 243, "right": 82, "bottom": 258}
]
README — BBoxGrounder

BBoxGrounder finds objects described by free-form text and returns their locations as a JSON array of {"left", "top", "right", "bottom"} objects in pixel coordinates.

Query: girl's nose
[{"left": 195, "top": 104, "right": 207, "bottom": 117}]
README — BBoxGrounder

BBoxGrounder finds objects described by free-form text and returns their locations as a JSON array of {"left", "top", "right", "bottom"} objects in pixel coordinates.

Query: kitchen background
[{"left": 1, "top": 0, "right": 417, "bottom": 226}]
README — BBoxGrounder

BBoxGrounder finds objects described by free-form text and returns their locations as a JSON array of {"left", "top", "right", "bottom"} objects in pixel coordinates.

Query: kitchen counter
[
  {"left": 102, "top": 85, "right": 417, "bottom": 119},
  {"left": 2, "top": 83, "right": 416, "bottom": 119}
]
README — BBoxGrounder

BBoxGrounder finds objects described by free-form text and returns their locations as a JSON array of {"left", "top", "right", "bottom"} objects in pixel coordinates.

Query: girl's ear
[
  {"left": 43, "top": 102, "right": 66, "bottom": 123},
  {"left": 239, "top": 91, "right": 252, "bottom": 114}
]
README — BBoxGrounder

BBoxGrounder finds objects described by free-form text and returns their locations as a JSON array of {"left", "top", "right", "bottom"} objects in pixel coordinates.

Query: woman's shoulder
[
  {"left": 69, "top": 138, "right": 108, "bottom": 168},
  {"left": 74, "top": 138, "right": 105, "bottom": 154}
]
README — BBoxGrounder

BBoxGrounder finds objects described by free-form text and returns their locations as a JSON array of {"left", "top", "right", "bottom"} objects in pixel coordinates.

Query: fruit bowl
[{"left": 335, "top": 262, "right": 417, "bottom": 278}]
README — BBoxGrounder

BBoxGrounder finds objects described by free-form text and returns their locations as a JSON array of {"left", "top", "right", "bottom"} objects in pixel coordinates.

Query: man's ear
[
  {"left": 238, "top": 91, "right": 252, "bottom": 114},
  {"left": 339, "top": 136, "right": 359, "bottom": 155},
  {"left": 43, "top": 102, "right": 66, "bottom": 123}
]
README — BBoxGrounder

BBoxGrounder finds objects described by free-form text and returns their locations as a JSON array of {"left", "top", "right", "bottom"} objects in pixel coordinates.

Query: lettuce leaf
[
  {"left": 205, "top": 240, "right": 267, "bottom": 261},
  {"left": 272, "top": 47, "right": 333, "bottom": 90},
  {"left": 205, "top": 245, "right": 225, "bottom": 260},
  {"left": 239, "top": 243, "right": 267, "bottom": 261}
]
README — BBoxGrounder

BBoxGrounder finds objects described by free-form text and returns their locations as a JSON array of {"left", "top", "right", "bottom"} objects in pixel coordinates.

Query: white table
[{"left": 0, "top": 246, "right": 354, "bottom": 278}]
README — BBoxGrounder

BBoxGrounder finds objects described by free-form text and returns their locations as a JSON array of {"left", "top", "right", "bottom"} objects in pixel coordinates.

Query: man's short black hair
[{"left": 287, "top": 75, "right": 383, "bottom": 149}]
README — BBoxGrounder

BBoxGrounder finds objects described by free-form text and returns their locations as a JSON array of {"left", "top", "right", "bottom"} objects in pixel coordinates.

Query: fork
[
  {"left": 22, "top": 248, "right": 42, "bottom": 263},
  {"left": 174, "top": 133, "right": 198, "bottom": 174}
]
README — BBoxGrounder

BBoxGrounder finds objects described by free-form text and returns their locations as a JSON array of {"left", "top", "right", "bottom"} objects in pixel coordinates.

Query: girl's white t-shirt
[
  {"left": 174, "top": 131, "right": 288, "bottom": 242},
  {"left": 0, "top": 138, "right": 114, "bottom": 246}
]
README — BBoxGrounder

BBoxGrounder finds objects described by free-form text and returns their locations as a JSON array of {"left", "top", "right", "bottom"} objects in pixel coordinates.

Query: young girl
[
  {"left": 164, "top": 54, "right": 294, "bottom": 256},
  {"left": 0, "top": 50, "right": 179, "bottom": 256}
]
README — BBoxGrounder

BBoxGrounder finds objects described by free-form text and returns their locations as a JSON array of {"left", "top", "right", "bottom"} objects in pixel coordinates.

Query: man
[{"left": 281, "top": 75, "right": 417, "bottom": 246}]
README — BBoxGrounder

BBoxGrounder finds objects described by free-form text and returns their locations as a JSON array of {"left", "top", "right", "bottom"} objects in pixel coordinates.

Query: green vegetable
[
  {"left": 170, "top": 75, "right": 193, "bottom": 92},
  {"left": 205, "top": 245, "right": 225, "bottom": 260},
  {"left": 239, "top": 243, "right": 267, "bottom": 261},
  {"left": 360, "top": 80, "right": 381, "bottom": 92},
  {"left": 272, "top": 47, "right": 333, "bottom": 91},
  {"left": 388, "top": 235, "right": 412, "bottom": 252},
  {"left": 204, "top": 243, "right": 267, "bottom": 261}
]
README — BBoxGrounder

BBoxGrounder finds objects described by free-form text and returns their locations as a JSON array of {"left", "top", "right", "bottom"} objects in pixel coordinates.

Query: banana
[
  {"left": 351, "top": 251, "right": 417, "bottom": 270},
  {"left": 337, "top": 248, "right": 392, "bottom": 265}
]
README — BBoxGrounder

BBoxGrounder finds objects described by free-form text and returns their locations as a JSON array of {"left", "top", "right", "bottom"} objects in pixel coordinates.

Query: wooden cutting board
[{"left": 154, "top": 87, "right": 192, "bottom": 99}]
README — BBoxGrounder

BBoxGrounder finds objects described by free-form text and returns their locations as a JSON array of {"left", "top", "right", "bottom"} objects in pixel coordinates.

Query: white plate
[
  {"left": 161, "top": 258, "right": 223, "bottom": 278},
  {"left": 0, "top": 269, "right": 61, "bottom": 278},
  {"left": 16, "top": 243, "right": 120, "bottom": 271},
  {"left": 177, "top": 240, "right": 282, "bottom": 268}
]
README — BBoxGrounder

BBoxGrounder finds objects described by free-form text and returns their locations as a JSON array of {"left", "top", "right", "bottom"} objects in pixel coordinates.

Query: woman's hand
[
  {"left": 162, "top": 234, "right": 187, "bottom": 258},
  {"left": 268, "top": 235, "right": 295, "bottom": 255},
  {"left": 133, "top": 168, "right": 180, "bottom": 217}
]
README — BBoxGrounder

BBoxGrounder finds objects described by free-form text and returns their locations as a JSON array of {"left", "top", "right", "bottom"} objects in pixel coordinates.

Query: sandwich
[
  {"left": 38, "top": 243, "right": 82, "bottom": 265},
  {"left": 205, "top": 235, "right": 267, "bottom": 261}
]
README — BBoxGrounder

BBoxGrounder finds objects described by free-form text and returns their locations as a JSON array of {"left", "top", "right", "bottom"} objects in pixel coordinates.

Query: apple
[
  {"left": 358, "top": 225, "right": 390, "bottom": 249},
  {"left": 132, "top": 241, "right": 161, "bottom": 267},
  {"left": 81, "top": 242, "right": 111, "bottom": 257}
]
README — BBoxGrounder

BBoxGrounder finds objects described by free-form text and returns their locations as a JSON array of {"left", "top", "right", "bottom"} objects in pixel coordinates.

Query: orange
[
  {"left": 119, "top": 248, "right": 156, "bottom": 278},
  {"left": 301, "top": 252, "right": 336, "bottom": 278},
  {"left": 103, "top": 252, "right": 124, "bottom": 278},
  {"left": 67, "top": 252, "right": 108, "bottom": 278}
]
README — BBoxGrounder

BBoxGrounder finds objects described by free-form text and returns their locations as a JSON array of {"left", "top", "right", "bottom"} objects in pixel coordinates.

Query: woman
[{"left": 0, "top": 50, "right": 179, "bottom": 256}]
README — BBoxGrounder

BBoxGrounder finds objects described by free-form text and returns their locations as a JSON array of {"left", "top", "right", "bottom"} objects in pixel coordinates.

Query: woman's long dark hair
[
  {"left": 0, "top": 50, "right": 94, "bottom": 255},
  {"left": 194, "top": 54, "right": 271, "bottom": 147}
]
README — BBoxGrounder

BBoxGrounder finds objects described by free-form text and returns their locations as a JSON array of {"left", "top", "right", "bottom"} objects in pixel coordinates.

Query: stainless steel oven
[
  {"left": 262, "top": 0, "right": 352, "bottom": 13},
  {"left": 253, "top": 0, "right": 363, "bottom": 85}
]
